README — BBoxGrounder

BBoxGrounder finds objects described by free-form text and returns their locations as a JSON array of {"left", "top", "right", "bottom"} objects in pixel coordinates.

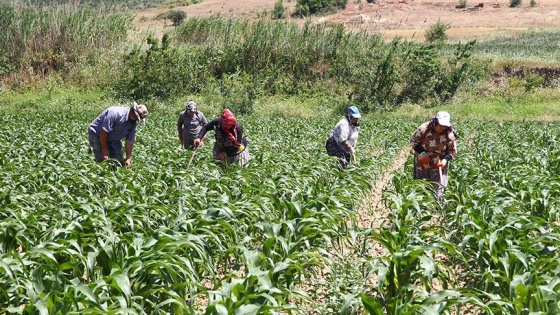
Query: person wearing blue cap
[{"left": 326, "top": 106, "right": 361, "bottom": 169}]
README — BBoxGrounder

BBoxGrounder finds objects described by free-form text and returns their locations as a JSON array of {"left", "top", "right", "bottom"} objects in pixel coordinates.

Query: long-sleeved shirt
[
  {"left": 410, "top": 120, "right": 457, "bottom": 171},
  {"left": 329, "top": 116, "right": 359, "bottom": 153},
  {"left": 199, "top": 118, "right": 245, "bottom": 157}
]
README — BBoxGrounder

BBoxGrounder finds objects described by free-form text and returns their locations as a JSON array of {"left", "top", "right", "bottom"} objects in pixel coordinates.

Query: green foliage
[
  {"left": 272, "top": 0, "right": 286, "bottom": 19},
  {"left": 165, "top": 18, "right": 487, "bottom": 109},
  {"left": 216, "top": 72, "right": 257, "bottom": 115},
  {"left": 525, "top": 73, "right": 546, "bottom": 92},
  {"left": 470, "top": 31, "right": 560, "bottom": 64},
  {"left": 0, "top": 97, "right": 393, "bottom": 313},
  {"left": 295, "top": 0, "right": 348, "bottom": 16},
  {"left": 0, "top": 2, "right": 130, "bottom": 89},
  {"left": 457, "top": 0, "right": 467, "bottom": 8},
  {"left": 530, "top": 0, "right": 537, "bottom": 6},
  {"left": 425, "top": 20, "right": 450, "bottom": 44},
  {"left": 113, "top": 34, "right": 209, "bottom": 100},
  {"left": 399, "top": 41, "right": 488, "bottom": 106},
  {"left": 165, "top": 9, "right": 186, "bottom": 26},
  {"left": 341, "top": 39, "right": 402, "bottom": 112}
]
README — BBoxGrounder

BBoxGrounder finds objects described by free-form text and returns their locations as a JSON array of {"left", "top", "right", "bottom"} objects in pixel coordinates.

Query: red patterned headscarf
[{"left": 221, "top": 109, "right": 240, "bottom": 147}]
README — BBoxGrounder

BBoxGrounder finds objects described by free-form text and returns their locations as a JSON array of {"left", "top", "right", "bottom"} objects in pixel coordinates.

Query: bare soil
[{"left": 134, "top": 0, "right": 560, "bottom": 41}]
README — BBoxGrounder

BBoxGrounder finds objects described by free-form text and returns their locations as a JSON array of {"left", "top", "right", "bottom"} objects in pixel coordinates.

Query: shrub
[
  {"left": 425, "top": 20, "right": 450, "bottom": 44},
  {"left": 218, "top": 72, "right": 257, "bottom": 115},
  {"left": 166, "top": 9, "right": 186, "bottom": 26},
  {"left": 457, "top": 0, "right": 467, "bottom": 8},
  {"left": 272, "top": 0, "right": 286, "bottom": 19},
  {"left": 509, "top": 0, "right": 522, "bottom": 7},
  {"left": 113, "top": 35, "right": 209, "bottom": 100},
  {"left": 525, "top": 73, "right": 545, "bottom": 92},
  {"left": 295, "top": 0, "right": 347, "bottom": 16}
]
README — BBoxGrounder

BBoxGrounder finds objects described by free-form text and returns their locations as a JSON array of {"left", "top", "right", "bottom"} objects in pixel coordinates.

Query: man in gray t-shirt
[
  {"left": 88, "top": 102, "right": 149, "bottom": 167},
  {"left": 177, "top": 100, "right": 208, "bottom": 150}
]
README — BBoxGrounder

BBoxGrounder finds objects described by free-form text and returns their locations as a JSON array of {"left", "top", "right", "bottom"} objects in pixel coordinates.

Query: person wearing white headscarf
[{"left": 410, "top": 111, "right": 457, "bottom": 203}]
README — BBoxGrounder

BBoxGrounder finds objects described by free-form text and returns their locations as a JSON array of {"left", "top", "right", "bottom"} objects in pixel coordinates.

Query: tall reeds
[{"left": 0, "top": 2, "right": 131, "bottom": 82}]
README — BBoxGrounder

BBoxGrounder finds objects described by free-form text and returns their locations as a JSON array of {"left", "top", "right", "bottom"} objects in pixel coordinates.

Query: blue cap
[{"left": 348, "top": 106, "right": 361, "bottom": 119}]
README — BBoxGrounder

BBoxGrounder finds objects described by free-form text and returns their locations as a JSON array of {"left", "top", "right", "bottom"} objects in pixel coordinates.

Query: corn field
[{"left": 1, "top": 103, "right": 559, "bottom": 314}]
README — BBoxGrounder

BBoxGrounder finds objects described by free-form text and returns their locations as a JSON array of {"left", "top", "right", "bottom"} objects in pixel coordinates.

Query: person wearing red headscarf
[{"left": 193, "top": 108, "right": 249, "bottom": 166}]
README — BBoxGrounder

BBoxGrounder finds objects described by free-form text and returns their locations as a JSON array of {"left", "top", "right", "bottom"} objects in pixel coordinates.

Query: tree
[
  {"left": 295, "top": 0, "right": 347, "bottom": 16},
  {"left": 166, "top": 10, "right": 186, "bottom": 26}
]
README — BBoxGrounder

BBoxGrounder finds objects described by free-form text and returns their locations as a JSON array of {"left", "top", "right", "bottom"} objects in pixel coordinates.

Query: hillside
[{"left": 133, "top": 0, "right": 560, "bottom": 41}]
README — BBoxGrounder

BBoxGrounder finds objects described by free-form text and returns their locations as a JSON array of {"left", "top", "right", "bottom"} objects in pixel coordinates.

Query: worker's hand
[
  {"left": 124, "top": 157, "right": 132, "bottom": 167},
  {"left": 349, "top": 147, "right": 356, "bottom": 155},
  {"left": 351, "top": 153, "right": 356, "bottom": 163},
  {"left": 436, "top": 158, "right": 447, "bottom": 168},
  {"left": 419, "top": 152, "right": 430, "bottom": 165},
  {"left": 237, "top": 144, "right": 245, "bottom": 153},
  {"left": 193, "top": 138, "right": 201, "bottom": 147},
  {"left": 102, "top": 150, "right": 109, "bottom": 161}
]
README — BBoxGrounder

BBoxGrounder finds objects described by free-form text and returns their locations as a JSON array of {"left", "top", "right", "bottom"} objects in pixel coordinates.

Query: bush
[
  {"left": 217, "top": 72, "right": 257, "bottom": 116},
  {"left": 272, "top": 0, "right": 286, "bottom": 19},
  {"left": 425, "top": 20, "right": 450, "bottom": 44},
  {"left": 113, "top": 35, "right": 209, "bottom": 100},
  {"left": 457, "top": 0, "right": 467, "bottom": 8},
  {"left": 295, "top": 0, "right": 347, "bottom": 16},
  {"left": 509, "top": 0, "right": 522, "bottom": 7},
  {"left": 166, "top": 10, "right": 186, "bottom": 26}
]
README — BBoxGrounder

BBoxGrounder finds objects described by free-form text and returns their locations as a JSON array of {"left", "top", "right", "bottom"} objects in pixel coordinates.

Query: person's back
[{"left": 87, "top": 102, "right": 148, "bottom": 167}]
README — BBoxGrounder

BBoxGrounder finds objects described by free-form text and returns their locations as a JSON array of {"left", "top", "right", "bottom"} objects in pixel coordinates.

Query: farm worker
[
  {"left": 410, "top": 111, "right": 457, "bottom": 203},
  {"left": 87, "top": 102, "right": 149, "bottom": 167},
  {"left": 326, "top": 106, "right": 361, "bottom": 169},
  {"left": 177, "top": 100, "right": 208, "bottom": 149},
  {"left": 193, "top": 108, "right": 250, "bottom": 166}
]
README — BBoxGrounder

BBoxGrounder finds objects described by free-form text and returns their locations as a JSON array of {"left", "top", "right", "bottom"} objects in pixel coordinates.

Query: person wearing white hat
[
  {"left": 87, "top": 101, "right": 149, "bottom": 167},
  {"left": 410, "top": 111, "right": 457, "bottom": 203},
  {"left": 177, "top": 100, "right": 208, "bottom": 150},
  {"left": 326, "top": 106, "right": 361, "bottom": 169}
]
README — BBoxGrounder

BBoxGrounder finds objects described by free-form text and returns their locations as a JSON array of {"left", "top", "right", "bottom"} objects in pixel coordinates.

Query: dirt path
[{"left": 356, "top": 146, "right": 410, "bottom": 230}]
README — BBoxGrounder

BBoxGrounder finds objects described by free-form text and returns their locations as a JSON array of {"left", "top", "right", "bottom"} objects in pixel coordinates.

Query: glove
[
  {"left": 436, "top": 158, "right": 447, "bottom": 168},
  {"left": 419, "top": 152, "right": 430, "bottom": 167},
  {"left": 349, "top": 147, "right": 356, "bottom": 155},
  {"left": 237, "top": 144, "right": 245, "bottom": 153}
]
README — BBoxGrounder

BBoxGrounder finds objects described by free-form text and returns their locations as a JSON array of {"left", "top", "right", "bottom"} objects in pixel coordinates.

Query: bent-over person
[
  {"left": 88, "top": 102, "right": 149, "bottom": 167},
  {"left": 193, "top": 108, "right": 249, "bottom": 166},
  {"left": 326, "top": 106, "right": 361, "bottom": 169}
]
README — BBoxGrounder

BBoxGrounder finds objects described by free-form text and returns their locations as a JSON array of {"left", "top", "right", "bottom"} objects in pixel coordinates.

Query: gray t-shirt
[
  {"left": 177, "top": 111, "right": 208, "bottom": 140},
  {"left": 88, "top": 106, "right": 137, "bottom": 144}
]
